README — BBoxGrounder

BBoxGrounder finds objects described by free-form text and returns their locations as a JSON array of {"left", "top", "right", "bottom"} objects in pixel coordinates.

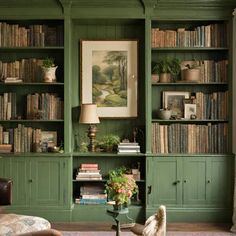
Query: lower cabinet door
[
  {"left": 147, "top": 157, "right": 182, "bottom": 207},
  {"left": 0, "top": 156, "right": 11, "bottom": 177},
  {"left": 11, "top": 157, "right": 29, "bottom": 206},
  {"left": 208, "top": 156, "right": 233, "bottom": 207},
  {"left": 183, "top": 157, "right": 208, "bottom": 206},
  {"left": 30, "top": 157, "right": 65, "bottom": 207}
]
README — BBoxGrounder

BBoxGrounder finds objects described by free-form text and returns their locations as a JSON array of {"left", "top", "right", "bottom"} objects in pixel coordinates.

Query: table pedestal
[{"left": 107, "top": 207, "right": 133, "bottom": 236}]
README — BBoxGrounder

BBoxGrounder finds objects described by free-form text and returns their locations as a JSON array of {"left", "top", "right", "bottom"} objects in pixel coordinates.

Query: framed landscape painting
[{"left": 80, "top": 40, "right": 138, "bottom": 118}]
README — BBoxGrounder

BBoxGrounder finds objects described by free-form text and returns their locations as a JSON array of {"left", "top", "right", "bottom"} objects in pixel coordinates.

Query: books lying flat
[
  {"left": 81, "top": 194, "right": 107, "bottom": 199},
  {"left": 3, "top": 77, "right": 23, "bottom": 83},
  {"left": 117, "top": 142, "right": 140, "bottom": 154},
  {"left": 75, "top": 198, "right": 107, "bottom": 205},
  {"left": 0, "top": 144, "right": 12, "bottom": 153}
]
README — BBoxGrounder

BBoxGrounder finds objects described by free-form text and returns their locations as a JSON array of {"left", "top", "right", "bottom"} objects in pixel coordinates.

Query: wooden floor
[{"left": 51, "top": 222, "right": 232, "bottom": 232}]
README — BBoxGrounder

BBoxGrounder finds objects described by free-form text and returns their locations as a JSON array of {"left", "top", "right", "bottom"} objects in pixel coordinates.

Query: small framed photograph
[
  {"left": 80, "top": 40, "right": 138, "bottom": 118},
  {"left": 184, "top": 103, "right": 197, "bottom": 119},
  {"left": 41, "top": 131, "right": 57, "bottom": 147},
  {"left": 163, "top": 91, "right": 190, "bottom": 118}
]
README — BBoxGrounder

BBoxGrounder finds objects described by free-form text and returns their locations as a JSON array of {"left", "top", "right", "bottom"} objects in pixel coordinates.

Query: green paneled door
[
  {"left": 148, "top": 157, "right": 182, "bottom": 206},
  {"left": 0, "top": 157, "right": 11, "bottom": 178},
  {"left": 183, "top": 157, "right": 208, "bottom": 206},
  {"left": 209, "top": 156, "right": 232, "bottom": 207},
  {"left": 11, "top": 157, "right": 29, "bottom": 206},
  {"left": 30, "top": 157, "right": 65, "bottom": 207}
]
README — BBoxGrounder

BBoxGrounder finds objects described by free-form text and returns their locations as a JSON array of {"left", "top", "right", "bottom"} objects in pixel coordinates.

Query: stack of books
[
  {"left": 76, "top": 163, "right": 102, "bottom": 181},
  {"left": 117, "top": 142, "right": 140, "bottom": 154},
  {"left": 75, "top": 183, "right": 107, "bottom": 205},
  {"left": 3, "top": 77, "right": 23, "bottom": 83}
]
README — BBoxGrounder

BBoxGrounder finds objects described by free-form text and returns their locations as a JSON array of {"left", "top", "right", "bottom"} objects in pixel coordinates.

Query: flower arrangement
[{"left": 105, "top": 166, "right": 138, "bottom": 206}]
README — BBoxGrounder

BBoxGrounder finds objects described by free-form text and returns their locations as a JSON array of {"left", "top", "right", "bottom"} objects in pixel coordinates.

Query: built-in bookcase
[
  {"left": 151, "top": 20, "right": 231, "bottom": 155},
  {"left": 0, "top": 20, "right": 64, "bottom": 153}
]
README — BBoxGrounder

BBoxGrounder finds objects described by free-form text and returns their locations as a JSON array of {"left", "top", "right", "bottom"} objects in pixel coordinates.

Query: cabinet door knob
[
  {"left": 29, "top": 179, "right": 33, "bottom": 183},
  {"left": 207, "top": 180, "right": 211, "bottom": 183},
  {"left": 173, "top": 180, "right": 180, "bottom": 185},
  {"left": 184, "top": 180, "right": 187, "bottom": 183}
]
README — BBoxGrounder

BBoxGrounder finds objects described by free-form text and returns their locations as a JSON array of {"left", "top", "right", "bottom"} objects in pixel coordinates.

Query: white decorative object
[{"left": 42, "top": 66, "right": 57, "bottom": 83}]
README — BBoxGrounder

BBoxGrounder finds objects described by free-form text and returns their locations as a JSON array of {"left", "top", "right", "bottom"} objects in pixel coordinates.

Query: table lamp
[{"left": 79, "top": 103, "right": 100, "bottom": 152}]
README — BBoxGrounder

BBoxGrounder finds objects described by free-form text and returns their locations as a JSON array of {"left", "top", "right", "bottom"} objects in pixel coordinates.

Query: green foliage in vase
[
  {"left": 152, "top": 57, "right": 181, "bottom": 76},
  {"left": 42, "top": 57, "right": 55, "bottom": 68},
  {"left": 105, "top": 166, "right": 138, "bottom": 205},
  {"left": 99, "top": 134, "right": 120, "bottom": 152}
]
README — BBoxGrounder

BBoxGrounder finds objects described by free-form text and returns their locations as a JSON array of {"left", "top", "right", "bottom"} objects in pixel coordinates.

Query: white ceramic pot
[
  {"left": 157, "top": 109, "right": 172, "bottom": 120},
  {"left": 42, "top": 66, "right": 58, "bottom": 83}
]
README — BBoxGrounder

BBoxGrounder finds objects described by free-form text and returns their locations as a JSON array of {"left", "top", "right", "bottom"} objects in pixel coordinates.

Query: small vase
[
  {"left": 159, "top": 73, "right": 171, "bottom": 83},
  {"left": 42, "top": 66, "right": 58, "bottom": 83},
  {"left": 113, "top": 202, "right": 128, "bottom": 211}
]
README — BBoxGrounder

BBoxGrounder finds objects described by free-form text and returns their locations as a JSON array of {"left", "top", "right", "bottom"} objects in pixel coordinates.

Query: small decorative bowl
[{"left": 157, "top": 109, "right": 172, "bottom": 120}]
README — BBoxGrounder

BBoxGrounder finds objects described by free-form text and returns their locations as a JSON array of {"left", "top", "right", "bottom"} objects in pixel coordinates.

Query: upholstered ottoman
[{"left": 0, "top": 213, "right": 51, "bottom": 236}]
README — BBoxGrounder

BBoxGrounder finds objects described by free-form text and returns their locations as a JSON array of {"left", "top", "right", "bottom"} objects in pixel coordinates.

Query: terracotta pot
[
  {"left": 183, "top": 68, "right": 200, "bottom": 82},
  {"left": 159, "top": 73, "right": 171, "bottom": 83},
  {"left": 151, "top": 74, "right": 159, "bottom": 83}
]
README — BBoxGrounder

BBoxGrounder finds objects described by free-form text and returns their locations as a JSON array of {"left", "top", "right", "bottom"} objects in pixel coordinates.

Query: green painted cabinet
[
  {"left": 0, "top": 155, "right": 70, "bottom": 208},
  {"left": 146, "top": 155, "right": 233, "bottom": 221}
]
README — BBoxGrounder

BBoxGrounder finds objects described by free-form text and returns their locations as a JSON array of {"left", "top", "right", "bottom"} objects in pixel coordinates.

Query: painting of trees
[{"left": 92, "top": 50, "right": 127, "bottom": 107}]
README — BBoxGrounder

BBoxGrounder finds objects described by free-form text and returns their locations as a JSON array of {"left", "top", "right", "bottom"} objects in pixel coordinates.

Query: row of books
[
  {"left": 0, "top": 92, "right": 64, "bottom": 121},
  {"left": 0, "top": 124, "right": 56, "bottom": 153},
  {"left": 0, "top": 92, "right": 17, "bottom": 120},
  {"left": 194, "top": 91, "right": 228, "bottom": 120},
  {"left": 117, "top": 142, "right": 140, "bottom": 154},
  {"left": 26, "top": 93, "right": 64, "bottom": 120},
  {"left": 0, "top": 58, "right": 43, "bottom": 82},
  {"left": 180, "top": 60, "right": 228, "bottom": 83},
  {"left": 152, "top": 123, "right": 228, "bottom": 154},
  {"left": 76, "top": 163, "right": 102, "bottom": 181},
  {"left": 0, "top": 22, "right": 63, "bottom": 47},
  {"left": 152, "top": 23, "right": 227, "bottom": 48}
]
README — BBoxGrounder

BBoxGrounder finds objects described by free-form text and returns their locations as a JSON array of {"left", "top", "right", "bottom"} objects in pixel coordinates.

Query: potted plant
[
  {"left": 153, "top": 57, "right": 181, "bottom": 83},
  {"left": 99, "top": 134, "right": 120, "bottom": 152},
  {"left": 41, "top": 57, "right": 58, "bottom": 83},
  {"left": 105, "top": 166, "right": 138, "bottom": 210},
  {"left": 182, "top": 60, "right": 201, "bottom": 82}
]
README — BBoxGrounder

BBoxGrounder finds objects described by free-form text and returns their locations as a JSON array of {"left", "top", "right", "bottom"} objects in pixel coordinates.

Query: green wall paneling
[{"left": 70, "top": 19, "right": 146, "bottom": 152}]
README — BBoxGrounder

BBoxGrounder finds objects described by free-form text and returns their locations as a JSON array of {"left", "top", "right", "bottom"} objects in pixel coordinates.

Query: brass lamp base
[{"left": 87, "top": 124, "right": 97, "bottom": 152}]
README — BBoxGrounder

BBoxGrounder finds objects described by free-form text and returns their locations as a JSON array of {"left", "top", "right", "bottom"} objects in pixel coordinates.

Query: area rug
[{"left": 61, "top": 231, "right": 235, "bottom": 236}]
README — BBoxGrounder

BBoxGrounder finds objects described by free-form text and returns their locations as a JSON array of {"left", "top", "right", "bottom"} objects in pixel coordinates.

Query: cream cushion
[{"left": 0, "top": 213, "right": 51, "bottom": 236}]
